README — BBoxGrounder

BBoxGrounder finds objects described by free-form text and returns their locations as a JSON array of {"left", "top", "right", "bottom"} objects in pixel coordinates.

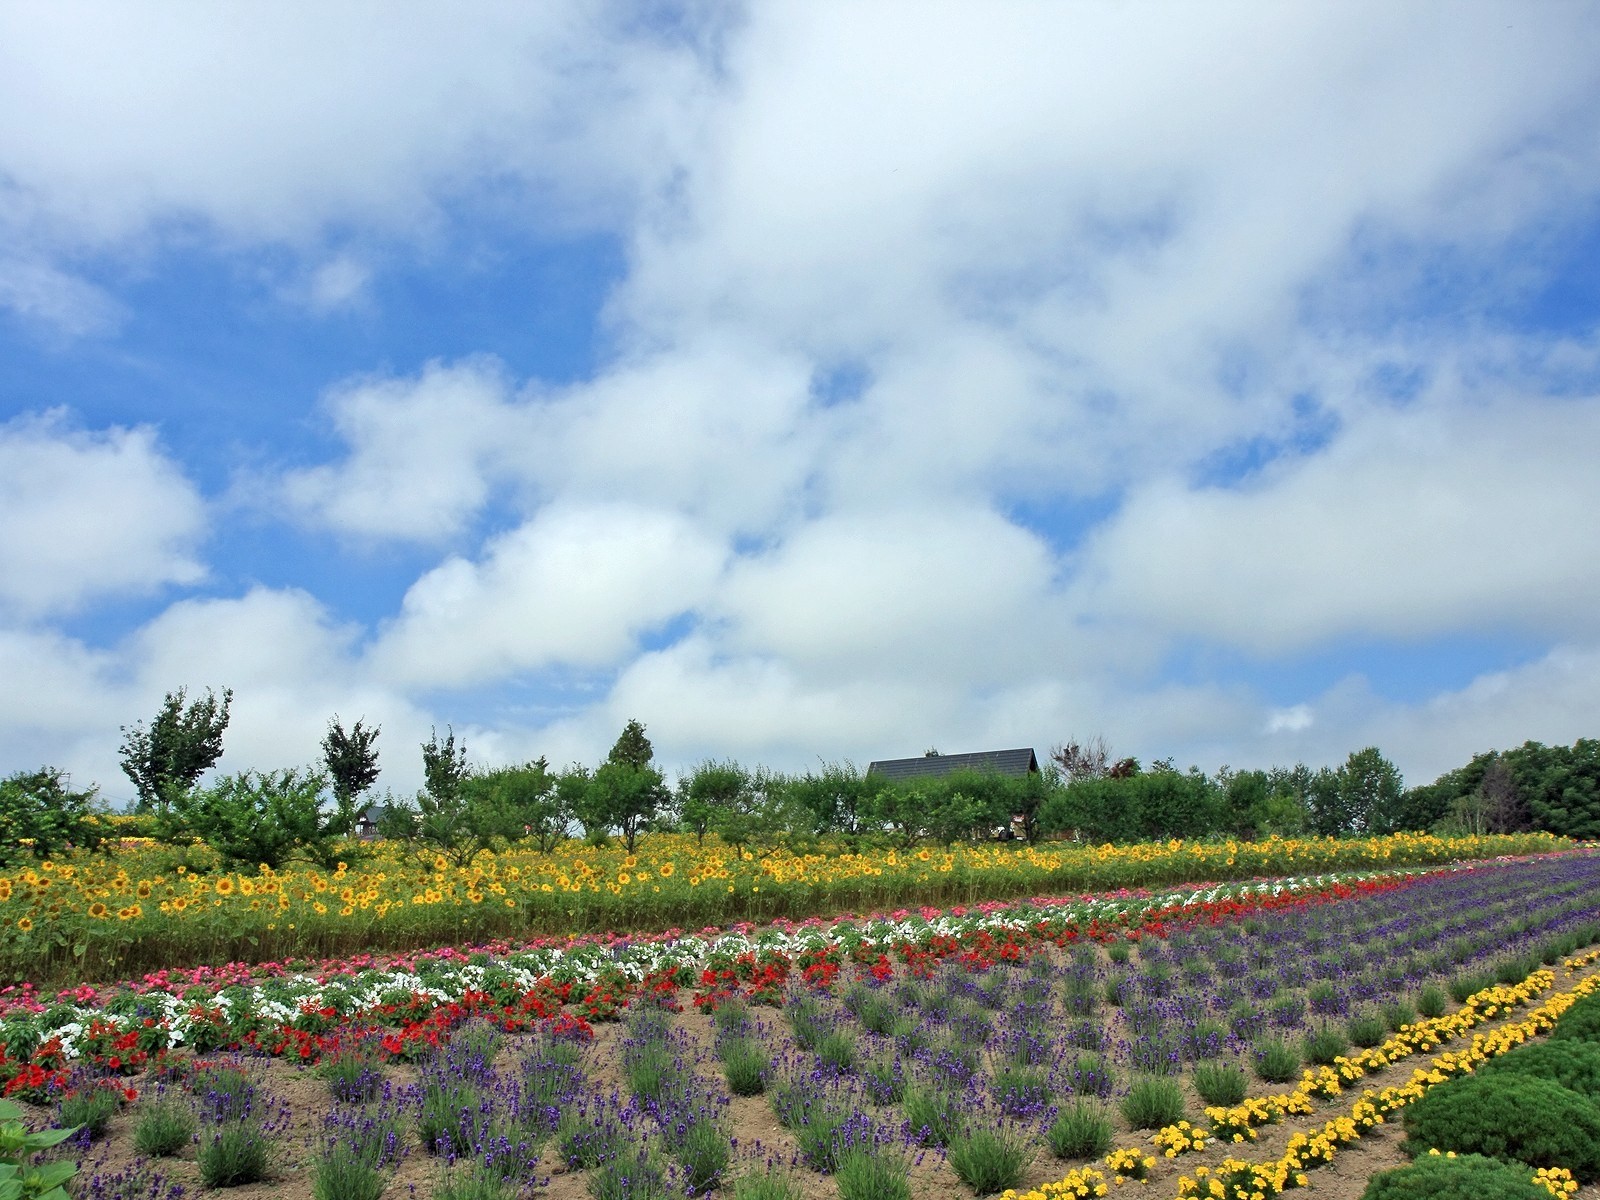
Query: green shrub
[
  {"left": 672, "top": 1121, "right": 731, "bottom": 1196},
  {"left": 1305, "top": 1026, "right": 1350, "bottom": 1066},
  {"left": 903, "top": 1085, "right": 962, "bottom": 1148},
  {"left": 1401, "top": 1073, "right": 1600, "bottom": 1182},
  {"left": 1348, "top": 1012, "right": 1389, "bottom": 1049},
  {"left": 1477, "top": 1040, "right": 1600, "bottom": 1100},
  {"left": 729, "top": 1168, "right": 804, "bottom": 1200},
  {"left": 1046, "top": 1100, "right": 1113, "bottom": 1160},
  {"left": 198, "top": 1122, "right": 271, "bottom": 1187},
  {"left": 1120, "top": 1076, "right": 1185, "bottom": 1130},
  {"left": 1448, "top": 972, "right": 1492, "bottom": 1003},
  {"left": 58, "top": 1086, "right": 121, "bottom": 1140},
  {"left": 1192, "top": 1062, "right": 1248, "bottom": 1107},
  {"left": 1416, "top": 985, "right": 1449, "bottom": 1019},
  {"left": 1361, "top": 1151, "right": 1550, "bottom": 1200},
  {"left": 1552, "top": 994, "right": 1600, "bottom": 1043},
  {"left": 834, "top": 1147, "right": 911, "bottom": 1200},
  {"left": 1253, "top": 1038, "right": 1301, "bottom": 1084},
  {"left": 947, "top": 1125, "right": 1030, "bottom": 1195},
  {"left": 722, "top": 1038, "right": 769, "bottom": 1096},
  {"left": 1383, "top": 999, "right": 1417, "bottom": 1031},
  {"left": 134, "top": 1099, "right": 196, "bottom": 1157}
]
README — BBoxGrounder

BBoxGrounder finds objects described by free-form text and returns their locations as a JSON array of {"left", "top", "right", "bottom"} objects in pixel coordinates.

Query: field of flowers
[
  {"left": 0, "top": 830, "right": 1565, "bottom": 987},
  {"left": 4, "top": 850, "right": 1599, "bottom": 1200}
]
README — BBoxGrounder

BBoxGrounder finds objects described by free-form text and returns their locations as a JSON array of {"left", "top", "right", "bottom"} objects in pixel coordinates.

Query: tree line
[{"left": 1, "top": 684, "right": 1595, "bottom": 871}]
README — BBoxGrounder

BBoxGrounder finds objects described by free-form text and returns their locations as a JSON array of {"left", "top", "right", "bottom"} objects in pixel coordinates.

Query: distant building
[{"left": 865, "top": 747, "right": 1040, "bottom": 783}]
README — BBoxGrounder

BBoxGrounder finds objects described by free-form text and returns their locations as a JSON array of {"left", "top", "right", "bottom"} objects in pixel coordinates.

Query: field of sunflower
[{"left": 0, "top": 829, "right": 1565, "bottom": 988}]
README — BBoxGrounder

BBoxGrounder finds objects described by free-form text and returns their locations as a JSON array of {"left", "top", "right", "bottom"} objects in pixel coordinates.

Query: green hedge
[
  {"left": 1476, "top": 1039, "right": 1600, "bottom": 1099},
  {"left": 1362, "top": 1153, "right": 1552, "bottom": 1200},
  {"left": 1401, "top": 1073, "right": 1600, "bottom": 1182}
]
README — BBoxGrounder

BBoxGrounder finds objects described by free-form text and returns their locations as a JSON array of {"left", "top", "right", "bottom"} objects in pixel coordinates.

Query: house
[
  {"left": 865, "top": 747, "right": 1040, "bottom": 782},
  {"left": 866, "top": 748, "right": 1041, "bottom": 840},
  {"left": 355, "top": 804, "right": 385, "bottom": 840}
]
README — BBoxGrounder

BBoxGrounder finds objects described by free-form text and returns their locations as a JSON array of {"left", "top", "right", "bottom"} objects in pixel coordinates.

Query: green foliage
[
  {"left": 134, "top": 1099, "right": 196, "bottom": 1157},
  {"left": 120, "top": 686, "right": 233, "bottom": 814},
  {"left": 1120, "top": 1076, "right": 1185, "bottom": 1129},
  {"left": 1361, "top": 1152, "right": 1553, "bottom": 1200},
  {"left": 679, "top": 760, "right": 747, "bottom": 846},
  {"left": 198, "top": 1121, "right": 271, "bottom": 1187},
  {"left": 1193, "top": 1062, "right": 1249, "bottom": 1106},
  {"left": 1552, "top": 993, "right": 1600, "bottom": 1042},
  {"left": 1348, "top": 1012, "right": 1390, "bottom": 1049},
  {"left": 833, "top": 1147, "right": 912, "bottom": 1200},
  {"left": 1405, "top": 738, "right": 1600, "bottom": 839},
  {"left": 671, "top": 1120, "right": 731, "bottom": 1195},
  {"left": 58, "top": 1086, "right": 120, "bottom": 1139},
  {"left": 1040, "top": 766, "right": 1223, "bottom": 843},
  {"left": 1401, "top": 1072, "right": 1600, "bottom": 1181},
  {"left": 0, "top": 768, "right": 104, "bottom": 866},
  {"left": 1308, "top": 747, "right": 1404, "bottom": 835},
  {"left": 320, "top": 716, "right": 380, "bottom": 835},
  {"left": 947, "top": 1125, "right": 1030, "bottom": 1195},
  {"left": 0, "top": 1097, "right": 80, "bottom": 1200},
  {"left": 1305, "top": 1026, "right": 1350, "bottom": 1065},
  {"left": 1253, "top": 1038, "right": 1301, "bottom": 1083},
  {"left": 163, "top": 767, "right": 340, "bottom": 870},
  {"left": 784, "top": 762, "right": 872, "bottom": 836},
  {"left": 1046, "top": 1100, "right": 1113, "bottom": 1160},
  {"left": 572, "top": 729, "right": 665, "bottom": 857},
  {"left": 729, "top": 1168, "right": 804, "bottom": 1200},
  {"left": 312, "top": 1142, "right": 386, "bottom": 1200},
  {"left": 462, "top": 758, "right": 566, "bottom": 852},
  {"left": 1477, "top": 1039, "right": 1600, "bottom": 1099},
  {"left": 1417, "top": 985, "right": 1449, "bottom": 1019}
]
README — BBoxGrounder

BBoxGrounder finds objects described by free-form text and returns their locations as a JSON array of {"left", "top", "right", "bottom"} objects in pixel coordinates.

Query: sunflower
[
  {"left": 88, "top": 902, "right": 109, "bottom": 919},
  {"left": 15, "top": 918, "right": 32, "bottom": 932},
  {"left": 657, "top": 862, "right": 675, "bottom": 878},
  {"left": 215, "top": 877, "right": 235, "bottom": 896}
]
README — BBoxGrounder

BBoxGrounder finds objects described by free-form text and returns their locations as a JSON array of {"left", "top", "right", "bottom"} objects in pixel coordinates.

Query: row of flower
[
  {"left": 998, "top": 946, "right": 1600, "bottom": 1200},
  {"left": 0, "top": 867, "right": 1431, "bottom": 1095},
  {"left": 0, "top": 830, "right": 1565, "bottom": 987}
]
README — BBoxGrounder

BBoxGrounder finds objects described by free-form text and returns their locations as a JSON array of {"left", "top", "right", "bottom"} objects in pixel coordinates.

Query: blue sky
[{"left": 2, "top": 3, "right": 1599, "bottom": 805}]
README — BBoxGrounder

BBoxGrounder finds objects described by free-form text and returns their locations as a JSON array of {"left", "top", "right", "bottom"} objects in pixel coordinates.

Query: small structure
[
  {"left": 865, "top": 747, "right": 1040, "bottom": 782},
  {"left": 355, "top": 804, "right": 385, "bottom": 840}
]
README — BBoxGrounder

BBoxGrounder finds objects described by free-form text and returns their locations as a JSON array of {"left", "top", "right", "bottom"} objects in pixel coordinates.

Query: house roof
[{"left": 866, "top": 748, "right": 1039, "bottom": 782}]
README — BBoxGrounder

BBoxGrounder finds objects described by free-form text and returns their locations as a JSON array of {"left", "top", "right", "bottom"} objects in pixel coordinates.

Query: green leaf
[
  {"left": 29, "top": 1160, "right": 77, "bottom": 1188},
  {"left": 70, "top": 944, "right": 85, "bottom": 958},
  {"left": 28, "top": 1124, "right": 81, "bottom": 1149}
]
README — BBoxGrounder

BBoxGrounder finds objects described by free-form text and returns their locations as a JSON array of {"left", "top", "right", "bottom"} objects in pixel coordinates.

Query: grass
[
  {"left": 1253, "top": 1038, "right": 1302, "bottom": 1084},
  {"left": 133, "top": 1099, "right": 196, "bottom": 1157},
  {"left": 834, "top": 1147, "right": 912, "bottom": 1200},
  {"left": 947, "top": 1125, "right": 1031, "bottom": 1195},
  {"left": 1120, "top": 1076, "right": 1185, "bottom": 1130},
  {"left": 1192, "top": 1062, "right": 1249, "bottom": 1107},
  {"left": 1047, "top": 1100, "right": 1113, "bottom": 1160}
]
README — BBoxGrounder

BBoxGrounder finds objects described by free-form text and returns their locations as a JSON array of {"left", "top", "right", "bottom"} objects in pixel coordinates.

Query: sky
[{"left": 3, "top": 2, "right": 1599, "bottom": 807}]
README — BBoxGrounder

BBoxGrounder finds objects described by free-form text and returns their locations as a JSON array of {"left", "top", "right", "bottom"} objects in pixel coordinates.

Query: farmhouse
[{"left": 865, "top": 747, "right": 1040, "bottom": 782}]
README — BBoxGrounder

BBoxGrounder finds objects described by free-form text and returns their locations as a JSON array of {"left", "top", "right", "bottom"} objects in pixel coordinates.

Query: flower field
[
  {"left": 0, "top": 829, "right": 1565, "bottom": 988},
  {"left": 5, "top": 849, "right": 1600, "bottom": 1200}
]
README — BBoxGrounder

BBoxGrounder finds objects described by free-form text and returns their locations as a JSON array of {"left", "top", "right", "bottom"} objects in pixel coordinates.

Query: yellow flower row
[{"left": 1004, "top": 948, "right": 1598, "bottom": 1200}]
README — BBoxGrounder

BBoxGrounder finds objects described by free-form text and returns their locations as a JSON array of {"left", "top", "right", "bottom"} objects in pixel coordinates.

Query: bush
[
  {"left": 0, "top": 768, "right": 105, "bottom": 865},
  {"left": 134, "top": 1099, "right": 196, "bottom": 1157},
  {"left": 1193, "top": 1062, "right": 1249, "bottom": 1107},
  {"left": 1362, "top": 1152, "right": 1553, "bottom": 1200},
  {"left": 1348, "top": 1012, "right": 1390, "bottom": 1049},
  {"left": 1120, "top": 1076, "right": 1185, "bottom": 1130},
  {"left": 947, "top": 1125, "right": 1030, "bottom": 1195},
  {"left": 1552, "top": 994, "right": 1600, "bottom": 1043},
  {"left": 1416, "top": 985, "right": 1449, "bottom": 1019},
  {"left": 1305, "top": 1026, "right": 1350, "bottom": 1065},
  {"left": 834, "top": 1147, "right": 911, "bottom": 1200},
  {"left": 1401, "top": 1073, "right": 1600, "bottom": 1182},
  {"left": 1477, "top": 1039, "right": 1600, "bottom": 1099},
  {"left": 1253, "top": 1038, "right": 1301, "bottom": 1083},
  {"left": 1047, "top": 1100, "right": 1113, "bottom": 1160}
]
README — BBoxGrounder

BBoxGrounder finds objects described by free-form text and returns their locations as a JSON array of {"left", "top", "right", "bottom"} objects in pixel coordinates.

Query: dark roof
[{"left": 866, "top": 748, "right": 1039, "bottom": 782}]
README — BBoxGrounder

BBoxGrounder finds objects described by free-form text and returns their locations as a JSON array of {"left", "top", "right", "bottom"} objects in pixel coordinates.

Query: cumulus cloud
[
  {"left": 0, "top": 411, "right": 206, "bottom": 618},
  {"left": 1072, "top": 394, "right": 1600, "bottom": 653},
  {"left": 281, "top": 360, "right": 520, "bottom": 541},
  {"left": 370, "top": 503, "right": 727, "bottom": 689}
]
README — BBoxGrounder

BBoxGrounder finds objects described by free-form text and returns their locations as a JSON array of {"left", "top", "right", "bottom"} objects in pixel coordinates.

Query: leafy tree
[
  {"left": 679, "top": 760, "right": 750, "bottom": 847},
  {"left": 165, "top": 767, "right": 340, "bottom": 869},
  {"left": 579, "top": 760, "right": 666, "bottom": 853},
  {"left": 321, "top": 716, "right": 380, "bottom": 835},
  {"left": 0, "top": 768, "right": 105, "bottom": 866},
  {"left": 608, "top": 718, "right": 655, "bottom": 771},
  {"left": 382, "top": 726, "right": 485, "bottom": 866},
  {"left": 786, "top": 762, "right": 871, "bottom": 837},
  {"left": 710, "top": 768, "right": 815, "bottom": 857},
  {"left": 463, "top": 758, "right": 567, "bottom": 852},
  {"left": 554, "top": 765, "right": 595, "bottom": 841},
  {"left": 119, "top": 686, "right": 233, "bottom": 813}
]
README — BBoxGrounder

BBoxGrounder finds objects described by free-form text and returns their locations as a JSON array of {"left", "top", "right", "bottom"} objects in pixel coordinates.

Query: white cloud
[
  {"left": 1073, "top": 394, "right": 1600, "bottom": 654},
  {"left": 0, "top": 411, "right": 206, "bottom": 618},
  {"left": 303, "top": 255, "right": 371, "bottom": 313},
  {"left": 371, "top": 503, "right": 727, "bottom": 689},
  {"left": 0, "top": 257, "right": 123, "bottom": 336},
  {"left": 281, "top": 360, "right": 519, "bottom": 541}
]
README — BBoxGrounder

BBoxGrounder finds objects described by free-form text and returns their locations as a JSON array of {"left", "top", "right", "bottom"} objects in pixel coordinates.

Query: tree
[
  {"left": 408, "top": 726, "right": 480, "bottom": 865},
  {"left": 1478, "top": 756, "right": 1528, "bottom": 833},
  {"left": 0, "top": 768, "right": 105, "bottom": 866},
  {"left": 1050, "top": 736, "right": 1109, "bottom": 784},
  {"left": 786, "top": 762, "right": 871, "bottom": 837},
  {"left": 119, "top": 686, "right": 233, "bottom": 813},
  {"left": 679, "top": 760, "right": 750, "bottom": 847},
  {"left": 463, "top": 758, "right": 567, "bottom": 852},
  {"left": 580, "top": 760, "right": 666, "bottom": 853},
  {"left": 321, "top": 716, "right": 381, "bottom": 835},
  {"left": 166, "top": 767, "right": 339, "bottom": 870},
  {"left": 608, "top": 718, "right": 655, "bottom": 771},
  {"left": 1343, "top": 747, "right": 1405, "bottom": 835}
]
